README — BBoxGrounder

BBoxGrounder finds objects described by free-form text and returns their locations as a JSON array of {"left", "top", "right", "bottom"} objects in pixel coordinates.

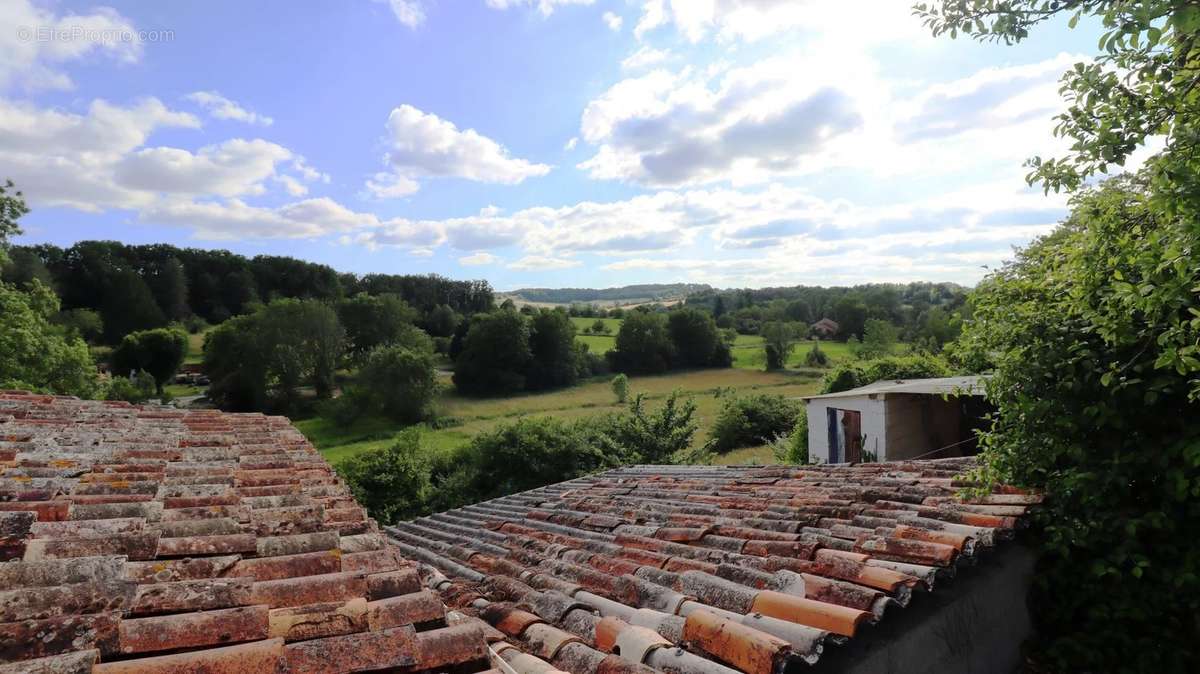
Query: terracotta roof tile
[
  {"left": 385, "top": 461, "right": 1036, "bottom": 673},
  {"left": 0, "top": 392, "right": 489, "bottom": 673}
]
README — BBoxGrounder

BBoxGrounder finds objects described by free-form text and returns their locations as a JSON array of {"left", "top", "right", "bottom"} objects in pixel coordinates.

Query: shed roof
[
  {"left": 0, "top": 391, "right": 489, "bottom": 673},
  {"left": 801, "top": 375, "right": 989, "bottom": 402},
  {"left": 385, "top": 459, "right": 1039, "bottom": 674}
]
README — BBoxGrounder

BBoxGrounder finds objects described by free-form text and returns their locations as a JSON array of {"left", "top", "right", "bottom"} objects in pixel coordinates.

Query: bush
[
  {"left": 588, "top": 391, "right": 700, "bottom": 464},
  {"left": 819, "top": 354, "right": 951, "bottom": 394},
  {"left": 336, "top": 429, "right": 430, "bottom": 525},
  {"left": 709, "top": 394, "right": 802, "bottom": 453},
  {"left": 184, "top": 315, "right": 209, "bottom": 334},
  {"left": 804, "top": 341, "right": 829, "bottom": 367},
  {"left": 105, "top": 371, "right": 156, "bottom": 404},
  {"left": 611, "top": 373, "right": 629, "bottom": 403},
  {"left": 770, "top": 413, "right": 810, "bottom": 464},
  {"left": 575, "top": 343, "right": 608, "bottom": 379}
]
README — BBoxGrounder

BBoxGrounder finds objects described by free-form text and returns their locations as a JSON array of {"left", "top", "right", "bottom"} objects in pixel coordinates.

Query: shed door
[
  {"left": 841, "top": 410, "right": 862, "bottom": 463},
  {"left": 827, "top": 408, "right": 840, "bottom": 463}
]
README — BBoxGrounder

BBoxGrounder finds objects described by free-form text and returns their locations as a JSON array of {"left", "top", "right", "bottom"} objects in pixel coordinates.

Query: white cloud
[
  {"left": 563, "top": 136, "right": 578, "bottom": 151},
  {"left": 603, "top": 11, "right": 623, "bottom": 31},
  {"left": 633, "top": 0, "right": 927, "bottom": 44},
  {"left": 368, "top": 104, "right": 551, "bottom": 197},
  {"left": 459, "top": 252, "right": 500, "bottom": 266},
  {"left": 113, "top": 139, "right": 293, "bottom": 197},
  {"left": 621, "top": 46, "right": 670, "bottom": 70},
  {"left": 0, "top": 0, "right": 142, "bottom": 91},
  {"left": 485, "top": 0, "right": 595, "bottom": 16},
  {"left": 376, "top": 0, "right": 426, "bottom": 28},
  {"left": 143, "top": 197, "right": 380, "bottom": 240},
  {"left": 185, "top": 91, "right": 273, "bottom": 126},
  {"left": 508, "top": 255, "right": 581, "bottom": 271}
]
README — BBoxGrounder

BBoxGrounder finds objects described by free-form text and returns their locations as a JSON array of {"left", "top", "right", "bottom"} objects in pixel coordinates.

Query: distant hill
[{"left": 504, "top": 283, "right": 711, "bottom": 306}]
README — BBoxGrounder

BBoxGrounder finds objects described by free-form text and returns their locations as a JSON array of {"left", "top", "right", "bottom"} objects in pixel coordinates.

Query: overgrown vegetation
[
  {"left": 920, "top": 1, "right": 1200, "bottom": 670},
  {"left": 819, "top": 354, "right": 951, "bottom": 394},
  {"left": 709, "top": 393, "right": 802, "bottom": 454}
]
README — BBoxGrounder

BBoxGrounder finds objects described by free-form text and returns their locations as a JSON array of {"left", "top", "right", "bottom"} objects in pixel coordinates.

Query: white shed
[{"left": 802, "top": 376, "right": 989, "bottom": 464}]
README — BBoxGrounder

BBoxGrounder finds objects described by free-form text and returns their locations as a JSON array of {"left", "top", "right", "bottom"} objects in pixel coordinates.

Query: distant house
[
  {"left": 811, "top": 317, "right": 839, "bottom": 338},
  {"left": 803, "top": 375, "right": 991, "bottom": 463}
]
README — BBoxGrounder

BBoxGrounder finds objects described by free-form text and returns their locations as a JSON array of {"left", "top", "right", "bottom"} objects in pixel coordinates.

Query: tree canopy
[
  {"left": 0, "top": 280, "right": 97, "bottom": 397},
  {"left": 111, "top": 328, "right": 188, "bottom": 395}
]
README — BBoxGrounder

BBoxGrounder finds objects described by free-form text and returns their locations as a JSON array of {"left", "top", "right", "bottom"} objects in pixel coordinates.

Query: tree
[
  {"left": 101, "top": 268, "right": 166, "bottom": 343},
  {"left": 761, "top": 321, "right": 797, "bottom": 370},
  {"left": 0, "top": 280, "right": 97, "bottom": 397},
  {"left": 855, "top": 318, "right": 898, "bottom": 359},
  {"left": 590, "top": 318, "right": 609, "bottom": 335},
  {"left": 337, "top": 293, "right": 420, "bottom": 364},
  {"left": 915, "top": 1, "right": 1200, "bottom": 199},
  {"left": 804, "top": 340, "right": 829, "bottom": 368},
  {"left": 2, "top": 248, "right": 51, "bottom": 288},
  {"left": 354, "top": 344, "right": 438, "bottom": 423},
  {"left": 204, "top": 299, "right": 344, "bottom": 412},
  {"left": 0, "top": 180, "right": 28, "bottom": 268},
  {"left": 526, "top": 310, "right": 579, "bottom": 390},
  {"left": 667, "top": 308, "right": 728, "bottom": 368},
  {"left": 425, "top": 304, "right": 461, "bottom": 338},
  {"left": 952, "top": 176, "right": 1200, "bottom": 672},
  {"left": 591, "top": 391, "right": 700, "bottom": 464},
  {"left": 147, "top": 257, "right": 189, "bottom": 321},
  {"left": 54, "top": 308, "right": 104, "bottom": 343},
  {"left": 453, "top": 310, "right": 532, "bottom": 395},
  {"left": 111, "top": 328, "right": 188, "bottom": 395},
  {"left": 608, "top": 311, "right": 674, "bottom": 374},
  {"left": 338, "top": 429, "right": 431, "bottom": 525},
  {"left": 832, "top": 296, "right": 868, "bottom": 339},
  {"left": 820, "top": 354, "right": 951, "bottom": 394}
]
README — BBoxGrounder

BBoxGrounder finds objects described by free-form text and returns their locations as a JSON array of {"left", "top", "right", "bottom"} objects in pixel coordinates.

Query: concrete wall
[
  {"left": 883, "top": 394, "right": 965, "bottom": 461},
  {"left": 806, "top": 396, "right": 886, "bottom": 463},
  {"left": 805, "top": 543, "right": 1037, "bottom": 674}
]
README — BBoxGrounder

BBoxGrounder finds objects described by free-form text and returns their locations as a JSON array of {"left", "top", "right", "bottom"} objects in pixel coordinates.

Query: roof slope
[
  {"left": 0, "top": 391, "right": 489, "bottom": 673},
  {"left": 802, "top": 376, "right": 988, "bottom": 401},
  {"left": 386, "top": 461, "right": 1039, "bottom": 674}
]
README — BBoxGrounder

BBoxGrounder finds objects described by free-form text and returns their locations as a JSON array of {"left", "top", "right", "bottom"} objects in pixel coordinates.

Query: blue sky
[{"left": 3, "top": 0, "right": 1127, "bottom": 289}]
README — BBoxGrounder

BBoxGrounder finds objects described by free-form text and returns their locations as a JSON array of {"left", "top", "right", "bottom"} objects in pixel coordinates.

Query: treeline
[
  {"left": 685, "top": 282, "right": 968, "bottom": 344},
  {"left": 508, "top": 282, "right": 710, "bottom": 305},
  {"left": 2, "top": 241, "right": 492, "bottom": 343}
]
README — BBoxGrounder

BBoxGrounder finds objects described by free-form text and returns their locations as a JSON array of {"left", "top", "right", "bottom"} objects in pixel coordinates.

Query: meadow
[{"left": 297, "top": 367, "right": 824, "bottom": 466}]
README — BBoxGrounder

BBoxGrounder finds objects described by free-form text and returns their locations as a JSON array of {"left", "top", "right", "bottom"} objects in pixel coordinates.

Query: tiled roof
[
  {"left": 384, "top": 461, "right": 1040, "bottom": 674},
  {"left": 0, "top": 391, "right": 490, "bottom": 673}
]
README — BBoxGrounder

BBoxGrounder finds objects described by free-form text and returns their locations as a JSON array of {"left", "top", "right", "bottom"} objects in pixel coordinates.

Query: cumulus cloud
[
  {"left": 508, "top": 255, "right": 581, "bottom": 271},
  {"left": 578, "top": 55, "right": 865, "bottom": 186},
  {"left": 0, "top": 0, "right": 143, "bottom": 91},
  {"left": 368, "top": 104, "right": 551, "bottom": 197},
  {"left": 185, "top": 91, "right": 274, "bottom": 126},
  {"left": 459, "top": 252, "right": 500, "bottom": 266},
  {"left": 113, "top": 139, "right": 293, "bottom": 197},
  {"left": 621, "top": 46, "right": 671, "bottom": 70},
  {"left": 633, "top": 0, "right": 926, "bottom": 44},
  {"left": 603, "top": 11, "right": 623, "bottom": 31},
  {"left": 485, "top": 0, "right": 595, "bottom": 16},
  {"left": 375, "top": 0, "right": 425, "bottom": 28}
]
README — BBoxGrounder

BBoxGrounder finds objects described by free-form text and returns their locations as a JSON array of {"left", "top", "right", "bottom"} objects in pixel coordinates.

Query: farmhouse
[{"left": 802, "top": 376, "right": 990, "bottom": 464}]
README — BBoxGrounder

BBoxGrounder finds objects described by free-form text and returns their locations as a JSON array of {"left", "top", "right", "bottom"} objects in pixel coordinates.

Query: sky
[{"left": 1, "top": 0, "right": 1129, "bottom": 290}]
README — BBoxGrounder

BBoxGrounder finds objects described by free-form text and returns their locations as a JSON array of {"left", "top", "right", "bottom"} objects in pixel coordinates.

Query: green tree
[
  {"left": 914, "top": 1, "right": 1200, "bottom": 199},
  {"left": 608, "top": 311, "right": 674, "bottom": 374},
  {"left": 148, "top": 257, "right": 190, "bottom": 321},
  {"left": 355, "top": 343, "right": 438, "bottom": 423},
  {"left": 0, "top": 180, "right": 28, "bottom": 268},
  {"left": 761, "top": 321, "right": 797, "bottom": 370},
  {"left": 820, "top": 354, "right": 951, "bottom": 394},
  {"left": 111, "top": 327, "right": 188, "bottom": 395},
  {"left": 54, "top": 308, "right": 104, "bottom": 343},
  {"left": 337, "top": 429, "right": 431, "bottom": 524},
  {"left": 591, "top": 391, "right": 701, "bottom": 464},
  {"left": 2, "top": 248, "right": 52, "bottom": 288},
  {"left": 337, "top": 293, "right": 420, "bottom": 365},
  {"left": 101, "top": 268, "right": 166, "bottom": 343},
  {"left": 953, "top": 176, "right": 1200, "bottom": 671},
  {"left": 453, "top": 310, "right": 532, "bottom": 395},
  {"left": 0, "top": 280, "right": 97, "bottom": 396},
  {"left": 832, "top": 296, "right": 868, "bottom": 339},
  {"left": 204, "top": 299, "right": 344, "bottom": 412},
  {"left": 667, "top": 308, "right": 728, "bottom": 368},
  {"left": 425, "top": 304, "right": 461, "bottom": 338},
  {"left": 526, "top": 309, "right": 579, "bottom": 390},
  {"left": 804, "top": 340, "right": 829, "bottom": 368},
  {"left": 855, "top": 318, "right": 898, "bottom": 359}
]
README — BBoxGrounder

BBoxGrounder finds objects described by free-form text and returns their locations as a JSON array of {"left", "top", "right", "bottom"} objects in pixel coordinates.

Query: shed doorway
[{"left": 826, "top": 408, "right": 862, "bottom": 463}]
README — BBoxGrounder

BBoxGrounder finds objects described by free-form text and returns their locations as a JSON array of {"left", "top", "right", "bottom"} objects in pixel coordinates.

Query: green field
[
  {"left": 184, "top": 329, "right": 210, "bottom": 365},
  {"left": 297, "top": 367, "right": 822, "bottom": 466}
]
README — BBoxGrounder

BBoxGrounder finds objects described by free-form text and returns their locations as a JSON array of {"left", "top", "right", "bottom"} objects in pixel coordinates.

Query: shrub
[
  {"left": 611, "top": 373, "right": 629, "bottom": 403},
  {"left": 575, "top": 343, "right": 608, "bottom": 379},
  {"left": 589, "top": 391, "right": 700, "bottom": 464},
  {"left": 761, "top": 321, "right": 797, "bottom": 370},
  {"left": 105, "top": 371, "right": 156, "bottom": 404},
  {"left": 336, "top": 429, "right": 430, "bottom": 525},
  {"left": 709, "top": 394, "right": 802, "bottom": 453},
  {"left": 819, "top": 354, "right": 951, "bottom": 394},
  {"left": 804, "top": 341, "right": 829, "bottom": 367},
  {"left": 769, "top": 413, "right": 810, "bottom": 464}
]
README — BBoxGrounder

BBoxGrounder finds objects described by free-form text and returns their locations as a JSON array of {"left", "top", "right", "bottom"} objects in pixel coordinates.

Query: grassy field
[
  {"left": 297, "top": 367, "right": 823, "bottom": 466},
  {"left": 184, "top": 329, "right": 209, "bottom": 365}
]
